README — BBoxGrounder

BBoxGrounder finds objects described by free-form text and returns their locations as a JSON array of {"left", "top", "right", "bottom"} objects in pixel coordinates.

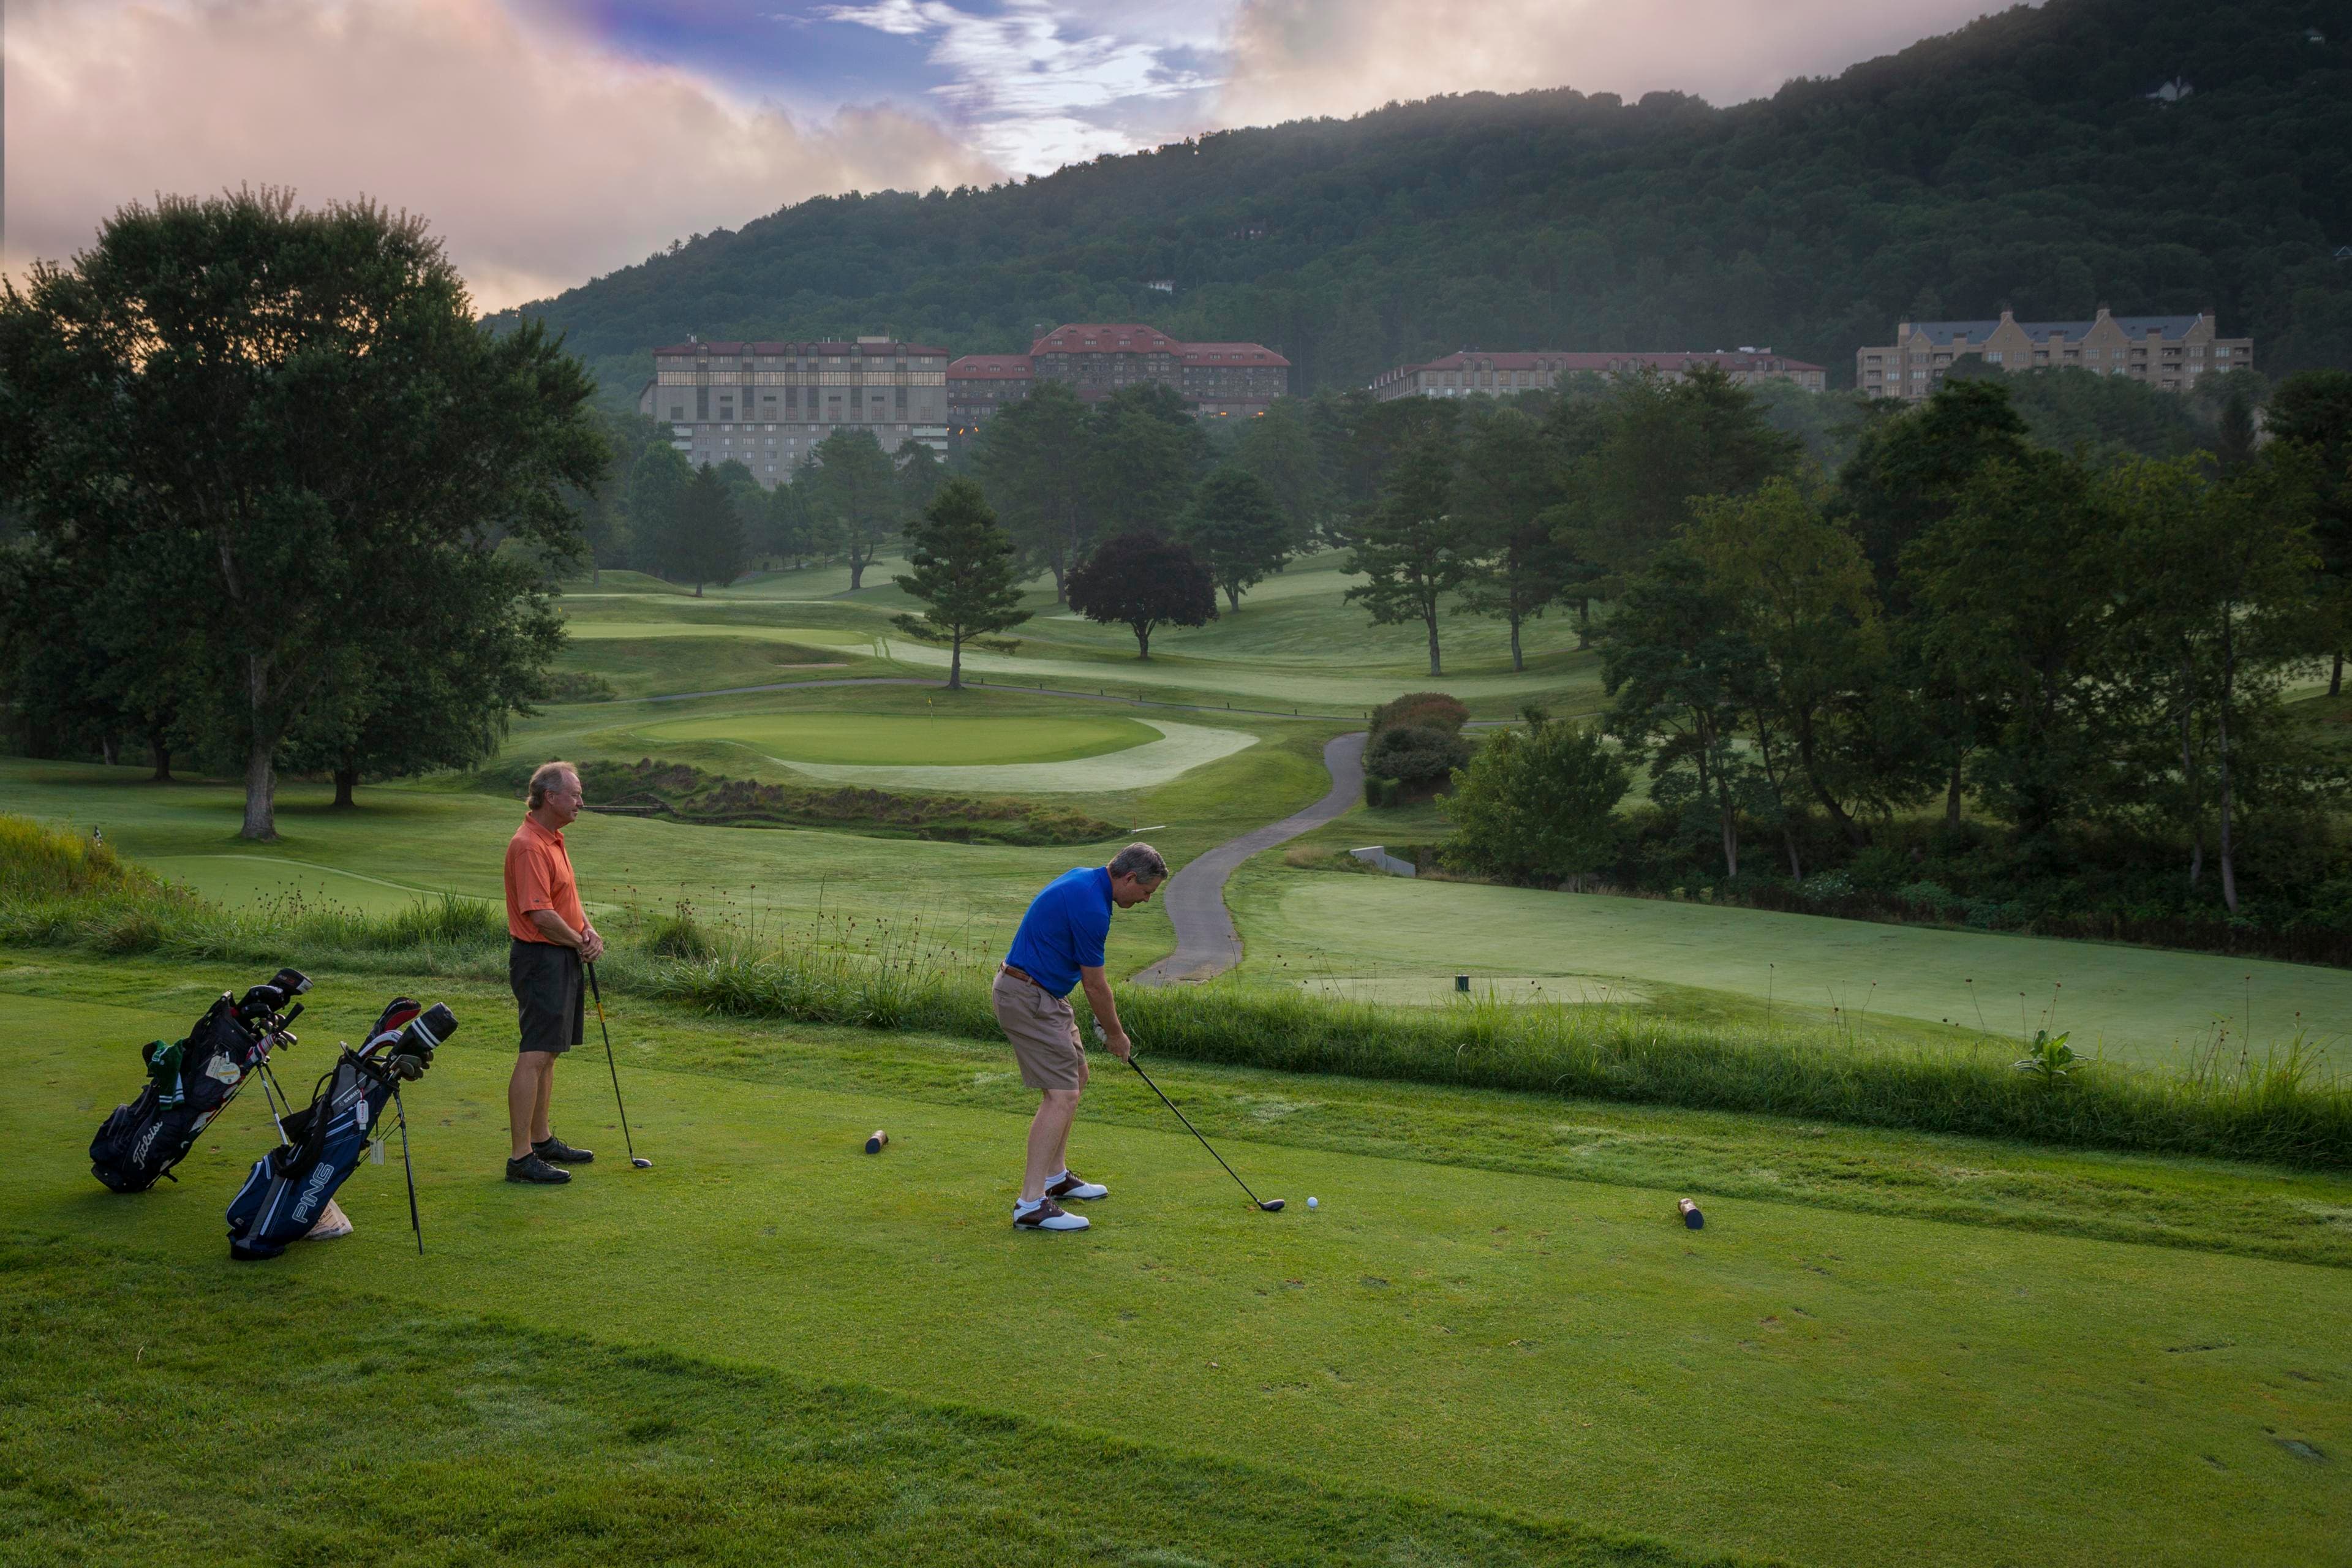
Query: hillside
[{"left": 495, "top": 0, "right": 2352, "bottom": 404}]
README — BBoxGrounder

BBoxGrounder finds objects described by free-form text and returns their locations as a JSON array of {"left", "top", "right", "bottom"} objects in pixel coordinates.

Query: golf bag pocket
[
  {"left": 228, "top": 1055, "right": 387, "bottom": 1260},
  {"left": 225, "top": 999, "right": 450, "bottom": 1261},
  {"left": 91, "top": 999, "right": 268, "bottom": 1193}
]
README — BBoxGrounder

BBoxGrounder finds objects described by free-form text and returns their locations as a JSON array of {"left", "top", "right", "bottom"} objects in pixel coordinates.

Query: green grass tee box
[
  {"left": 6, "top": 980, "right": 2347, "bottom": 1568},
  {"left": 637, "top": 710, "right": 1159, "bottom": 766}
]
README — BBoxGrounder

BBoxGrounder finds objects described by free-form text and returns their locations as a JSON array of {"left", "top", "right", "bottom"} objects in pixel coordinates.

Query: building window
[{"left": 1985, "top": 352, "right": 2002, "bottom": 364}]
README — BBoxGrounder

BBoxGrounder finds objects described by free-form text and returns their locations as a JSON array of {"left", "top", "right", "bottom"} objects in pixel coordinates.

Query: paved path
[
  {"left": 1133, "top": 732, "right": 1366, "bottom": 986},
  {"left": 623, "top": 673, "right": 1370, "bottom": 986}
]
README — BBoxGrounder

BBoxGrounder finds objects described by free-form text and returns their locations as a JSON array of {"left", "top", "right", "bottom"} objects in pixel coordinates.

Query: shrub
[
  {"left": 1370, "top": 692, "right": 1469, "bottom": 736},
  {"left": 1365, "top": 725, "right": 1471, "bottom": 791},
  {"left": 1446, "top": 720, "right": 1628, "bottom": 884}
]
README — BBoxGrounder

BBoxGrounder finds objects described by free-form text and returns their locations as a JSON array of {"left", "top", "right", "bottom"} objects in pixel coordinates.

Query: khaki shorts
[{"left": 993, "top": 969, "right": 1086, "bottom": 1090}]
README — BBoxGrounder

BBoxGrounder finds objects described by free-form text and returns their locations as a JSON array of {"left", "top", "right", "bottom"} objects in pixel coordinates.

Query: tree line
[{"left": 1438, "top": 367, "right": 2352, "bottom": 945}]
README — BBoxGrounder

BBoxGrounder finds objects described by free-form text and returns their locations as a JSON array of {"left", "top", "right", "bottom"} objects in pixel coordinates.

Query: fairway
[
  {"left": 8, "top": 964, "right": 2346, "bottom": 1568},
  {"left": 1232, "top": 868, "right": 2352, "bottom": 1069},
  {"left": 639, "top": 709, "right": 1159, "bottom": 766}
]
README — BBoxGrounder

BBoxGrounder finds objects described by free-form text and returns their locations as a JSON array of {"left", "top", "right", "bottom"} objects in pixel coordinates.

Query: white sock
[
  {"left": 1014, "top": 1196, "right": 1044, "bottom": 1215},
  {"left": 1048, "top": 1169, "right": 1070, "bottom": 1186}
]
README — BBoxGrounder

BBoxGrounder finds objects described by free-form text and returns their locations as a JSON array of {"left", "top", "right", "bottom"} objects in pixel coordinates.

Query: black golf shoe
[
  {"left": 505, "top": 1153, "right": 572, "bottom": 1184},
  {"left": 534, "top": 1133, "right": 595, "bottom": 1164}
]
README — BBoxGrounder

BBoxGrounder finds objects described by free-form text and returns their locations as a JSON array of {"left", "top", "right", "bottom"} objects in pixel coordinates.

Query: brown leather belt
[{"left": 1000, "top": 963, "right": 1042, "bottom": 989}]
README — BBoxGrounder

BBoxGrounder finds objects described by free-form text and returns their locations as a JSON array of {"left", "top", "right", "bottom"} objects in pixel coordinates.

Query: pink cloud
[
  {"left": 4, "top": 0, "right": 1000, "bottom": 311},
  {"left": 1217, "top": 0, "right": 2020, "bottom": 125}
]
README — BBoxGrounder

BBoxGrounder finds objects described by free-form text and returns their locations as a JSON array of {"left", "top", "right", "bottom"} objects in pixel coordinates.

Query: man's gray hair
[
  {"left": 1109, "top": 842, "right": 1168, "bottom": 883},
  {"left": 528, "top": 760, "right": 579, "bottom": 810}
]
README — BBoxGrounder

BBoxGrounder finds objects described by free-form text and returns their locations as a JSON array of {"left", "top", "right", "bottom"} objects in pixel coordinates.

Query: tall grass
[{"left": 5, "top": 813, "right": 2346, "bottom": 1167}]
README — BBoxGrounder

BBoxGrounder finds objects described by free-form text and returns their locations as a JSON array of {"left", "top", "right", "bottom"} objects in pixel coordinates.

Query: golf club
[
  {"left": 584, "top": 962, "right": 652, "bottom": 1169},
  {"left": 1123, "top": 1054, "right": 1283, "bottom": 1212}
]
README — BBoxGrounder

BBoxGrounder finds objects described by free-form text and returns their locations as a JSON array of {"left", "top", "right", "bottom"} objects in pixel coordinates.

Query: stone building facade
[
  {"left": 944, "top": 322, "right": 1294, "bottom": 437},
  {"left": 638, "top": 336, "right": 950, "bottom": 485},
  {"left": 1368, "top": 349, "right": 1826, "bottom": 400},
  {"left": 1856, "top": 308, "right": 2252, "bottom": 401},
  {"left": 946, "top": 354, "right": 1036, "bottom": 439}
]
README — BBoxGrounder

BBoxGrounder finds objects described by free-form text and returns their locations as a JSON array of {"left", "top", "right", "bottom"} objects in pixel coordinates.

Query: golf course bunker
[
  {"left": 1298, "top": 975, "right": 1651, "bottom": 1008},
  {"left": 641, "top": 710, "right": 1158, "bottom": 767},
  {"left": 720, "top": 717, "right": 1257, "bottom": 793}
]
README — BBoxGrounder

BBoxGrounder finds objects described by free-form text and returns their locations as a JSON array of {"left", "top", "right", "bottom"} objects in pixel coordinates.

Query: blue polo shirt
[{"left": 1004, "top": 867, "right": 1114, "bottom": 998}]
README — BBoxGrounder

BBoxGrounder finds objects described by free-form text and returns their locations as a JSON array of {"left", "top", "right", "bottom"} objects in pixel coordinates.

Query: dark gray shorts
[{"left": 510, "top": 938, "right": 584, "bottom": 1056}]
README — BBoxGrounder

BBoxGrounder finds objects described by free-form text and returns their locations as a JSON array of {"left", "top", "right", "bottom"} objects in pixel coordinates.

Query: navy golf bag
[
  {"left": 227, "top": 997, "right": 454, "bottom": 1261},
  {"left": 89, "top": 968, "right": 311, "bottom": 1193}
]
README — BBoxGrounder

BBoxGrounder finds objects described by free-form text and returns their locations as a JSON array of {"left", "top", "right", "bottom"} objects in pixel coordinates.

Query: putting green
[
  {"left": 1297, "top": 974, "right": 1653, "bottom": 1007},
  {"left": 1234, "top": 869, "right": 2352, "bottom": 1069},
  {"left": 8, "top": 975, "right": 2346, "bottom": 1568},
  {"left": 638, "top": 710, "right": 1158, "bottom": 767}
]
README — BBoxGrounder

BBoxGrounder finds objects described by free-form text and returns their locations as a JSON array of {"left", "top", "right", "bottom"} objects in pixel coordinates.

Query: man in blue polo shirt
[{"left": 994, "top": 842, "right": 1169, "bottom": 1232}]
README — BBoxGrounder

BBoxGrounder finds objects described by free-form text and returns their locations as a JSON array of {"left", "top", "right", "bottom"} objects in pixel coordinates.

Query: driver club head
[
  {"left": 630, "top": 1156, "right": 653, "bottom": 1169},
  {"left": 1258, "top": 1199, "right": 1285, "bottom": 1212}
]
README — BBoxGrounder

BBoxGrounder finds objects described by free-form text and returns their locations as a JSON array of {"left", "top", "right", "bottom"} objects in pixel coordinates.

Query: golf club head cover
[{"left": 372, "top": 1001, "right": 458, "bottom": 1080}]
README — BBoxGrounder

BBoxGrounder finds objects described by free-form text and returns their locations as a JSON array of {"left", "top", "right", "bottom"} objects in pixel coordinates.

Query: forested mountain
[{"left": 495, "top": 0, "right": 2352, "bottom": 405}]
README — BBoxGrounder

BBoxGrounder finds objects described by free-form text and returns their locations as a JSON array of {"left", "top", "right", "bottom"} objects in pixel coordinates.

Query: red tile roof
[
  {"left": 1030, "top": 323, "right": 1185, "bottom": 355},
  {"left": 1386, "top": 349, "right": 1823, "bottom": 377},
  {"left": 948, "top": 355, "right": 1035, "bottom": 379},
  {"left": 1180, "top": 343, "right": 1292, "bottom": 367},
  {"left": 652, "top": 341, "right": 951, "bottom": 358}
]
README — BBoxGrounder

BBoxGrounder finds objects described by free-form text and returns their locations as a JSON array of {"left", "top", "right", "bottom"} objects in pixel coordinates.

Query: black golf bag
[
  {"left": 89, "top": 968, "right": 311, "bottom": 1193},
  {"left": 227, "top": 997, "right": 455, "bottom": 1261}
]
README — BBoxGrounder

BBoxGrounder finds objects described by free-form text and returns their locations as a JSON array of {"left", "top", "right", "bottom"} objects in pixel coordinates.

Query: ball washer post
[{"left": 584, "top": 962, "right": 652, "bottom": 1169}]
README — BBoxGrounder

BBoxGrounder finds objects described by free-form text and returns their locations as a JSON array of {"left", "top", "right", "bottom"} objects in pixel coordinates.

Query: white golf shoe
[
  {"left": 1045, "top": 1170, "right": 1109, "bottom": 1202},
  {"left": 1013, "top": 1197, "right": 1090, "bottom": 1231}
]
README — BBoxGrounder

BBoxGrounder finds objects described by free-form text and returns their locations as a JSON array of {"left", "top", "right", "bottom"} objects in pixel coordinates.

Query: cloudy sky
[{"left": 5, "top": 0, "right": 2010, "bottom": 310}]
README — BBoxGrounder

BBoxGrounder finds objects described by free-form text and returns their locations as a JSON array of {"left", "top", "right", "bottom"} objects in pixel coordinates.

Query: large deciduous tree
[
  {"left": 892, "top": 478, "right": 1030, "bottom": 690},
  {"left": 1235, "top": 397, "right": 1327, "bottom": 545},
  {"left": 0, "top": 189, "right": 603, "bottom": 840},
  {"left": 1065, "top": 531, "right": 1216, "bottom": 658},
  {"left": 1183, "top": 466, "right": 1292, "bottom": 610},
  {"left": 1088, "top": 382, "right": 1208, "bottom": 537}
]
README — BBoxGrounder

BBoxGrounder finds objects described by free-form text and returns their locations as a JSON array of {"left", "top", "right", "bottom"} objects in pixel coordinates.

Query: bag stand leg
[{"left": 392, "top": 1080, "right": 423, "bottom": 1256}]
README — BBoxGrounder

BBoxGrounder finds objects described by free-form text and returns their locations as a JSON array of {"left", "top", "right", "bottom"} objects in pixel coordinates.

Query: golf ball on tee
[{"left": 1307, "top": 1196, "right": 1319, "bottom": 1210}]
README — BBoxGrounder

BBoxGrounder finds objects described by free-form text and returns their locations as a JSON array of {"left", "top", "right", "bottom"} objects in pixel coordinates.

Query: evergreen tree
[
  {"left": 766, "top": 459, "right": 819, "bottom": 568},
  {"left": 807, "top": 429, "right": 899, "bottom": 589},
  {"left": 1087, "top": 382, "right": 1208, "bottom": 537},
  {"left": 974, "top": 381, "right": 1094, "bottom": 600},
  {"left": 1452, "top": 405, "right": 1569, "bottom": 671},
  {"left": 671, "top": 464, "right": 747, "bottom": 595},
  {"left": 2263, "top": 370, "right": 2352, "bottom": 693},
  {"left": 628, "top": 444, "right": 695, "bottom": 582},
  {"left": 891, "top": 478, "right": 1030, "bottom": 690},
  {"left": 1235, "top": 397, "right": 1326, "bottom": 544},
  {"left": 1183, "top": 467, "right": 1292, "bottom": 610},
  {"left": 1066, "top": 531, "right": 1217, "bottom": 658}
]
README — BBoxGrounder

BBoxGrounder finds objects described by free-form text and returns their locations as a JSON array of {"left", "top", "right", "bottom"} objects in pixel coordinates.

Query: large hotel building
[
  {"left": 1368, "top": 349, "right": 1826, "bottom": 400},
  {"left": 946, "top": 322, "right": 1292, "bottom": 438},
  {"left": 1856, "top": 307, "right": 2251, "bottom": 401},
  {"left": 638, "top": 336, "right": 951, "bottom": 486}
]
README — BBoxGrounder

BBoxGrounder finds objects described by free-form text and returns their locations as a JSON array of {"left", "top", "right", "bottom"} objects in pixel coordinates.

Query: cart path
[
  {"left": 631, "top": 673, "right": 1369, "bottom": 984},
  {"left": 1133, "top": 731, "right": 1366, "bottom": 986}
]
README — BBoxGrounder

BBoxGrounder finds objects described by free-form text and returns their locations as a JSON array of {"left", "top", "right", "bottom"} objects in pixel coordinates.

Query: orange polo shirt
[{"left": 505, "top": 815, "right": 588, "bottom": 943}]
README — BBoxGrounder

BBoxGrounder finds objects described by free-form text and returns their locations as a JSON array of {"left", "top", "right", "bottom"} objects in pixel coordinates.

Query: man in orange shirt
[{"left": 502, "top": 760, "right": 606, "bottom": 1185}]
